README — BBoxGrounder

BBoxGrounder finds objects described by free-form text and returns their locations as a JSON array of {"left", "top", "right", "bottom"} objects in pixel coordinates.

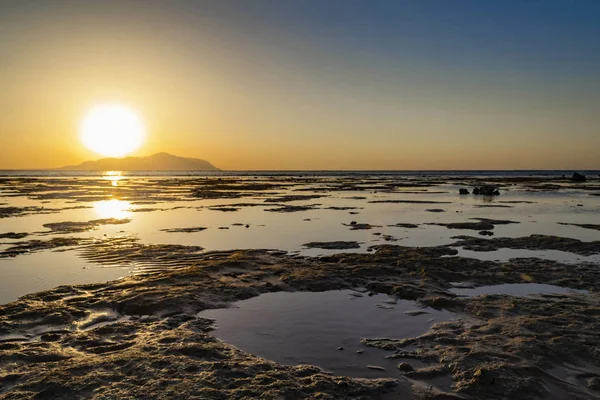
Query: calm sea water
[
  {"left": 1, "top": 170, "right": 599, "bottom": 304},
  {"left": 2, "top": 169, "right": 600, "bottom": 177}
]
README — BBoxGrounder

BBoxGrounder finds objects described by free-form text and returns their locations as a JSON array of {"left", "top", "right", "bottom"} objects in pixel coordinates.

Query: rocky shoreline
[
  {"left": 1, "top": 239, "right": 598, "bottom": 399},
  {"left": 1, "top": 174, "right": 599, "bottom": 399}
]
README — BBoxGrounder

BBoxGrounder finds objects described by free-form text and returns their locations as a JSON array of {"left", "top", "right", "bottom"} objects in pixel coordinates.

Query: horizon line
[{"left": 1, "top": 168, "right": 599, "bottom": 172}]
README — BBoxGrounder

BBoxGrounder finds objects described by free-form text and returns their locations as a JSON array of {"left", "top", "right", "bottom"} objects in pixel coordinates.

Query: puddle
[
  {"left": 0, "top": 251, "right": 133, "bottom": 304},
  {"left": 448, "top": 247, "right": 600, "bottom": 265},
  {"left": 197, "top": 290, "right": 455, "bottom": 378},
  {"left": 450, "top": 283, "right": 588, "bottom": 297}
]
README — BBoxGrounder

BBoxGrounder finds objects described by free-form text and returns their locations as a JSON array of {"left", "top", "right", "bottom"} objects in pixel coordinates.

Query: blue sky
[{"left": 0, "top": 0, "right": 599, "bottom": 169}]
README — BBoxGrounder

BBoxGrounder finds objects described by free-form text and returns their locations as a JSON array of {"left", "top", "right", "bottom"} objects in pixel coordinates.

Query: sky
[{"left": 1, "top": 0, "right": 599, "bottom": 170}]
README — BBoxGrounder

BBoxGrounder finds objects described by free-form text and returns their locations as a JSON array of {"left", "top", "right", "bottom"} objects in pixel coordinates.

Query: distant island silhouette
[{"left": 60, "top": 152, "right": 219, "bottom": 171}]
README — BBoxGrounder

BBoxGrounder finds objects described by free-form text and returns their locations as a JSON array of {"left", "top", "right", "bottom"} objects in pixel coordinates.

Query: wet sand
[{"left": 0, "top": 174, "right": 599, "bottom": 399}]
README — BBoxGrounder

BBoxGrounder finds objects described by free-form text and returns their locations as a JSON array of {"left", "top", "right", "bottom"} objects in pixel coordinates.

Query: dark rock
[
  {"left": 479, "top": 231, "right": 494, "bottom": 236},
  {"left": 387, "top": 223, "right": 419, "bottom": 228},
  {"left": 161, "top": 227, "right": 207, "bottom": 233},
  {"left": 572, "top": 172, "right": 586, "bottom": 182},
  {"left": 459, "top": 189, "right": 470, "bottom": 195},
  {"left": 0, "top": 232, "right": 28, "bottom": 240},
  {"left": 471, "top": 218, "right": 519, "bottom": 225},
  {"left": 473, "top": 186, "right": 499, "bottom": 196},
  {"left": 557, "top": 222, "right": 600, "bottom": 231},
  {"left": 588, "top": 377, "right": 600, "bottom": 390},
  {"left": 431, "top": 222, "right": 495, "bottom": 231},
  {"left": 344, "top": 223, "right": 376, "bottom": 230},
  {"left": 303, "top": 241, "right": 361, "bottom": 250},
  {"left": 397, "top": 362, "right": 414, "bottom": 372}
]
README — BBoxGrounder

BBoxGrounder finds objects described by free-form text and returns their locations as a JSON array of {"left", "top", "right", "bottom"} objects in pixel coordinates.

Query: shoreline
[
  {"left": 1, "top": 175, "right": 599, "bottom": 399},
  {"left": 1, "top": 240, "right": 598, "bottom": 399}
]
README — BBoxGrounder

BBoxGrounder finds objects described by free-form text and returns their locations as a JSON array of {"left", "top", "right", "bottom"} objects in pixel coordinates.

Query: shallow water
[
  {"left": 0, "top": 251, "right": 132, "bottom": 304},
  {"left": 448, "top": 247, "right": 600, "bottom": 264},
  {"left": 198, "top": 290, "right": 455, "bottom": 378},
  {"left": 1, "top": 174, "right": 600, "bottom": 303},
  {"left": 450, "top": 283, "right": 589, "bottom": 297}
]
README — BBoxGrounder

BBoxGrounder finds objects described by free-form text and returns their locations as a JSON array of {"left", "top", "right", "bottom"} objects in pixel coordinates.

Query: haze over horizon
[{"left": 1, "top": 0, "right": 599, "bottom": 170}]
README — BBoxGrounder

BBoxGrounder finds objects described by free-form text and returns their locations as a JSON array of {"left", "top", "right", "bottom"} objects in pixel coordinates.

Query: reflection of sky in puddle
[
  {"left": 446, "top": 247, "right": 600, "bottom": 265},
  {"left": 198, "top": 290, "right": 456, "bottom": 378},
  {"left": 0, "top": 251, "right": 132, "bottom": 304},
  {"left": 450, "top": 283, "right": 588, "bottom": 297}
]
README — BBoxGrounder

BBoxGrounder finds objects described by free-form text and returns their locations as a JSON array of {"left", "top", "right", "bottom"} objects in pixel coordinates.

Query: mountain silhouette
[{"left": 61, "top": 152, "right": 219, "bottom": 171}]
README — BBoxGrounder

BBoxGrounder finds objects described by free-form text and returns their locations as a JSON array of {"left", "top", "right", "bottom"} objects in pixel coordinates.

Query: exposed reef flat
[
  {"left": 451, "top": 234, "right": 600, "bottom": 256},
  {"left": 558, "top": 222, "right": 600, "bottom": 231},
  {"left": 1, "top": 173, "right": 600, "bottom": 399},
  {"left": 303, "top": 241, "right": 361, "bottom": 250},
  {"left": 160, "top": 227, "right": 208, "bottom": 233},
  {"left": 429, "top": 219, "right": 519, "bottom": 231},
  {"left": 0, "top": 239, "right": 599, "bottom": 399},
  {"left": 42, "top": 218, "right": 131, "bottom": 234}
]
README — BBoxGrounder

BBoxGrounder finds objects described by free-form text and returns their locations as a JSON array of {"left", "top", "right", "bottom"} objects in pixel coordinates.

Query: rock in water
[
  {"left": 473, "top": 186, "right": 499, "bottom": 196},
  {"left": 459, "top": 188, "right": 470, "bottom": 195},
  {"left": 397, "top": 362, "right": 414, "bottom": 372},
  {"left": 572, "top": 172, "right": 587, "bottom": 182},
  {"left": 479, "top": 231, "right": 494, "bottom": 236},
  {"left": 404, "top": 310, "right": 429, "bottom": 316}
]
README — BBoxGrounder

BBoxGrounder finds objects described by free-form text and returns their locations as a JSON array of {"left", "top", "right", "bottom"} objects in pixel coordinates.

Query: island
[{"left": 60, "top": 152, "right": 219, "bottom": 171}]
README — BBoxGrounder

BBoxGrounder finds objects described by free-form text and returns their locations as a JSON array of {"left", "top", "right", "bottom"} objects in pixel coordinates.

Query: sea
[
  {"left": 1, "top": 169, "right": 600, "bottom": 177},
  {"left": 1, "top": 169, "right": 599, "bottom": 304}
]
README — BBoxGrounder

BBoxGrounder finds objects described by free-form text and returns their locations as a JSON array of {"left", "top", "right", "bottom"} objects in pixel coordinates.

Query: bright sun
[{"left": 80, "top": 104, "right": 145, "bottom": 157}]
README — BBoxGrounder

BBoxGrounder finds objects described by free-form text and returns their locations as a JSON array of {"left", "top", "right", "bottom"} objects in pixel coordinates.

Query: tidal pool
[
  {"left": 0, "top": 251, "right": 133, "bottom": 304},
  {"left": 197, "top": 290, "right": 455, "bottom": 378}
]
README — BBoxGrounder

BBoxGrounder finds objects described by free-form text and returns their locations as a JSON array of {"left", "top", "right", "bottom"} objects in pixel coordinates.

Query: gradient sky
[{"left": 1, "top": 0, "right": 599, "bottom": 170}]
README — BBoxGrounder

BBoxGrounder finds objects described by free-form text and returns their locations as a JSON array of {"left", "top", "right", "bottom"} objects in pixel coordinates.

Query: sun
[{"left": 80, "top": 104, "right": 146, "bottom": 158}]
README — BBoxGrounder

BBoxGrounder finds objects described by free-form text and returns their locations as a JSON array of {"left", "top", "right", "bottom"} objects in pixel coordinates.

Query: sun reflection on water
[
  {"left": 94, "top": 199, "right": 132, "bottom": 219},
  {"left": 102, "top": 171, "right": 124, "bottom": 187}
]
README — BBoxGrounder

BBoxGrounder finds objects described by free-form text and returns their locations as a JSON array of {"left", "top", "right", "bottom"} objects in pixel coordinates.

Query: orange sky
[{"left": 1, "top": 1, "right": 599, "bottom": 170}]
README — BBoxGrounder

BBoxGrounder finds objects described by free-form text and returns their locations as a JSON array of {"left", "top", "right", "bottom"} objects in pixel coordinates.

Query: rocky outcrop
[
  {"left": 472, "top": 186, "right": 499, "bottom": 196},
  {"left": 571, "top": 172, "right": 586, "bottom": 182}
]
